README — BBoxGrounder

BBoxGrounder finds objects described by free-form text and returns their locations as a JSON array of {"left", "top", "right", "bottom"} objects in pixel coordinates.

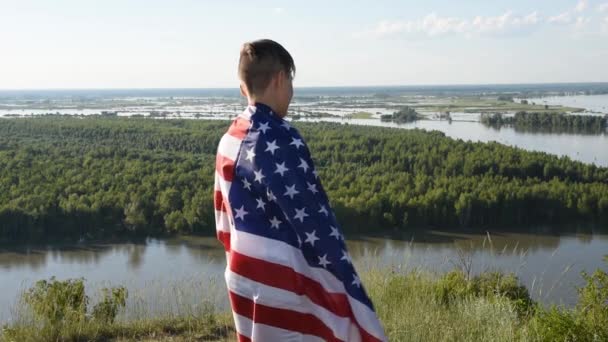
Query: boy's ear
[
  {"left": 275, "top": 70, "right": 285, "bottom": 88},
  {"left": 239, "top": 83, "right": 247, "bottom": 98}
]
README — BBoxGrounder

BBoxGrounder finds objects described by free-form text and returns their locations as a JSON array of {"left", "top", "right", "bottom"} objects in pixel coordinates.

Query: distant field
[{"left": 413, "top": 97, "right": 585, "bottom": 114}]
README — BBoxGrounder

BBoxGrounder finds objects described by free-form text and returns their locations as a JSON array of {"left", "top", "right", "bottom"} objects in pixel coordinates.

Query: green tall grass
[{"left": 2, "top": 258, "right": 607, "bottom": 341}]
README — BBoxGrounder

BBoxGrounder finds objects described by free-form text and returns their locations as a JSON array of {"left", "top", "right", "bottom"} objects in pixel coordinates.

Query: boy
[{"left": 214, "top": 39, "right": 386, "bottom": 342}]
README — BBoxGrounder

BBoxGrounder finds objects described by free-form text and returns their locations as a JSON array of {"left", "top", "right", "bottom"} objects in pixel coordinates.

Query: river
[
  {"left": 1, "top": 227, "right": 607, "bottom": 322},
  {"left": 298, "top": 118, "right": 608, "bottom": 167}
]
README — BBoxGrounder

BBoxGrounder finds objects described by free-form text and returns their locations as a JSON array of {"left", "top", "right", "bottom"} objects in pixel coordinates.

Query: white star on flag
[
  {"left": 290, "top": 137, "right": 304, "bottom": 149},
  {"left": 267, "top": 190, "right": 277, "bottom": 202},
  {"left": 269, "top": 216, "right": 282, "bottom": 229},
  {"left": 298, "top": 158, "right": 309, "bottom": 172},
  {"left": 253, "top": 169, "right": 265, "bottom": 183},
  {"left": 304, "top": 230, "right": 320, "bottom": 246},
  {"left": 318, "top": 254, "right": 331, "bottom": 268},
  {"left": 294, "top": 207, "right": 309, "bottom": 223},
  {"left": 265, "top": 140, "right": 279, "bottom": 155},
  {"left": 245, "top": 148, "right": 256, "bottom": 162},
  {"left": 284, "top": 184, "right": 300, "bottom": 199},
  {"left": 242, "top": 178, "right": 252, "bottom": 191},
  {"left": 256, "top": 198, "right": 266, "bottom": 210},
  {"left": 234, "top": 205, "right": 248, "bottom": 221},
  {"left": 340, "top": 250, "right": 352, "bottom": 264},
  {"left": 329, "top": 226, "right": 341, "bottom": 240},
  {"left": 352, "top": 274, "right": 362, "bottom": 287},
  {"left": 274, "top": 162, "right": 289, "bottom": 176},
  {"left": 307, "top": 182, "right": 319, "bottom": 194},
  {"left": 258, "top": 122, "right": 271, "bottom": 134},
  {"left": 319, "top": 205, "right": 329, "bottom": 216}
]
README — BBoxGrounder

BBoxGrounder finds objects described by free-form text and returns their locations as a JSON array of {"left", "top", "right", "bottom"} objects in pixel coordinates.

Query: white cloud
[
  {"left": 548, "top": 12, "right": 572, "bottom": 24},
  {"left": 599, "top": 3, "right": 608, "bottom": 12},
  {"left": 369, "top": 13, "right": 468, "bottom": 37},
  {"left": 575, "top": 0, "right": 588, "bottom": 12},
  {"left": 472, "top": 11, "right": 541, "bottom": 34},
  {"left": 273, "top": 7, "right": 284, "bottom": 14},
  {"left": 365, "top": 11, "right": 542, "bottom": 38}
]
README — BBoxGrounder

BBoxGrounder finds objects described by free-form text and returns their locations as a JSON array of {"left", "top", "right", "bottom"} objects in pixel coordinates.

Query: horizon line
[{"left": 1, "top": 81, "right": 608, "bottom": 92}]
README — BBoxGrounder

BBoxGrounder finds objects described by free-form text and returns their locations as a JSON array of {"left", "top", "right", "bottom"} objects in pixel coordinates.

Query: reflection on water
[
  {"left": 298, "top": 118, "right": 608, "bottom": 167},
  {"left": 1, "top": 227, "right": 607, "bottom": 322}
]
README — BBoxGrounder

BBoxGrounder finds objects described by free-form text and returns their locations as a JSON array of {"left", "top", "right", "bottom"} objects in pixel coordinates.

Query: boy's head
[{"left": 238, "top": 39, "right": 295, "bottom": 118}]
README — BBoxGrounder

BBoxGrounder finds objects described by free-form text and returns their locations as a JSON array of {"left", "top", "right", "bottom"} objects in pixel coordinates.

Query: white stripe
[
  {"left": 214, "top": 176, "right": 231, "bottom": 191},
  {"left": 226, "top": 269, "right": 352, "bottom": 341},
  {"left": 217, "top": 133, "right": 243, "bottom": 162},
  {"left": 214, "top": 170, "right": 234, "bottom": 235},
  {"left": 215, "top": 170, "right": 233, "bottom": 193},
  {"left": 215, "top": 210, "right": 231, "bottom": 233},
  {"left": 233, "top": 313, "right": 325, "bottom": 342},
  {"left": 231, "top": 230, "right": 386, "bottom": 341}
]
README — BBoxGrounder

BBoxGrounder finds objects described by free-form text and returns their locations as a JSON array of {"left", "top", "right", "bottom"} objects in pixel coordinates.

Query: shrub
[
  {"left": 574, "top": 256, "right": 608, "bottom": 340},
  {"left": 434, "top": 270, "right": 535, "bottom": 316},
  {"left": 92, "top": 286, "right": 128, "bottom": 324},
  {"left": 10, "top": 277, "right": 128, "bottom": 340},
  {"left": 472, "top": 272, "right": 535, "bottom": 316},
  {"left": 23, "top": 277, "right": 88, "bottom": 326},
  {"left": 434, "top": 271, "right": 474, "bottom": 305}
]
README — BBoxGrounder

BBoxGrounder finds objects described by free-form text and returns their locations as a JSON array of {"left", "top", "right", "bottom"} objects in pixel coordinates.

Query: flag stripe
[
  {"left": 214, "top": 190, "right": 228, "bottom": 212},
  {"left": 215, "top": 210, "right": 231, "bottom": 232},
  {"left": 233, "top": 313, "right": 326, "bottom": 342},
  {"left": 230, "top": 250, "right": 351, "bottom": 317},
  {"left": 227, "top": 117, "right": 252, "bottom": 140},
  {"left": 231, "top": 230, "right": 385, "bottom": 341},
  {"left": 217, "top": 231, "right": 230, "bottom": 252},
  {"left": 215, "top": 153, "right": 236, "bottom": 182},
  {"left": 237, "top": 334, "right": 251, "bottom": 342},
  {"left": 227, "top": 269, "right": 352, "bottom": 341},
  {"left": 214, "top": 171, "right": 232, "bottom": 194},
  {"left": 219, "top": 132, "right": 244, "bottom": 160},
  {"left": 229, "top": 291, "right": 342, "bottom": 342}
]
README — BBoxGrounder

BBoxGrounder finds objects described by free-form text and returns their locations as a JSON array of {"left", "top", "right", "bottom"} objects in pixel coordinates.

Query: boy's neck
[{"left": 247, "top": 96, "right": 286, "bottom": 119}]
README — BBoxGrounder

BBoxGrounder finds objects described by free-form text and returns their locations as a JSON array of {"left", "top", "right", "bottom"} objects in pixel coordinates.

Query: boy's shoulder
[{"left": 247, "top": 106, "right": 303, "bottom": 143}]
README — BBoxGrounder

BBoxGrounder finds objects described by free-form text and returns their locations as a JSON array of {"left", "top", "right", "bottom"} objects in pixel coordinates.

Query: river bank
[{"left": 2, "top": 261, "right": 607, "bottom": 342}]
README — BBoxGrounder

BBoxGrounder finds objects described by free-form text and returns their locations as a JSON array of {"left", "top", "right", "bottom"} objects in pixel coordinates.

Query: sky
[{"left": 1, "top": 0, "right": 608, "bottom": 89}]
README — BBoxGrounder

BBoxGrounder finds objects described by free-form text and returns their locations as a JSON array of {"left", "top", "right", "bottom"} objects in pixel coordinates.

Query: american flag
[{"left": 214, "top": 103, "right": 387, "bottom": 341}]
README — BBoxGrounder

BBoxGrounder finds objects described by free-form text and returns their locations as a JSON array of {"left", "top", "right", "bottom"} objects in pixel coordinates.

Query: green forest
[
  {"left": 0, "top": 116, "right": 607, "bottom": 242},
  {"left": 481, "top": 111, "right": 608, "bottom": 134},
  {"left": 380, "top": 106, "right": 421, "bottom": 123}
]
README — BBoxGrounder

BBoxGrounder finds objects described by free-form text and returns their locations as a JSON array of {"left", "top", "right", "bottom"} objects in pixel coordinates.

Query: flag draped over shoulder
[{"left": 214, "top": 103, "right": 387, "bottom": 342}]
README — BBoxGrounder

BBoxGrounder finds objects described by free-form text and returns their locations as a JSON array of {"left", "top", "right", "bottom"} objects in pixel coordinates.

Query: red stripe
[
  {"left": 230, "top": 251, "right": 383, "bottom": 342},
  {"left": 229, "top": 291, "right": 342, "bottom": 342},
  {"left": 230, "top": 250, "right": 351, "bottom": 317},
  {"left": 227, "top": 117, "right": 250, "bottom": 140},
  {"left": 214, "top": 190, "right": 227, "bottom": 212},
  {"left": 237, "top": 333, "right": 251, "bottom": 342},
  {"left": 216, "top": 153, "right": 235, "bottom": 182},
  {"left": 217, "top": 231, "right": 231, "bottom": 252}
]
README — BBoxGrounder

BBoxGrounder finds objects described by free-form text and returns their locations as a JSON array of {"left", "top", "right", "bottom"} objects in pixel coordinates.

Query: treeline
[
  {"left": 481, "top": 111, "right": 608, "bottom": 134},
  {"left": 0, "top": 116, "right": 607, "bottom": 242}
]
